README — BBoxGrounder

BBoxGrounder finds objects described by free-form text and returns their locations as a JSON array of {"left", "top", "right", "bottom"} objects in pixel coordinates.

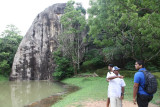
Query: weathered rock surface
[{"left": 10, "top": 3, "right": 66, "bottom": 80}]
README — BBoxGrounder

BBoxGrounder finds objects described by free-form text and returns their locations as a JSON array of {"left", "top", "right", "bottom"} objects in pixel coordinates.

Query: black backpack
[{"left": 140, "top": 70, "right": 158, "bottom": 94}]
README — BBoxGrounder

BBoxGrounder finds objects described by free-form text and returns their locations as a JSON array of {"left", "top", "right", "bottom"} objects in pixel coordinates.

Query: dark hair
[
  {"left": 108, "top": 64, "right": 114, "bottom": 67},
  {"left": 136, "top": 60, "right": 144, "bottom": 67}
]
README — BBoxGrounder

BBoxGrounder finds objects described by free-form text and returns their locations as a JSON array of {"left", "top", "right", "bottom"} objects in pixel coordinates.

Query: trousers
[{"left": 137, "top": 94, "right": 153, "bottom": 107}]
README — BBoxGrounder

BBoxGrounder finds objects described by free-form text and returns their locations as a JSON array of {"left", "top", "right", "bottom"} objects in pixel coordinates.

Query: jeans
[{"left": 137, "top": 94, "right": 153, "bottom": 107}]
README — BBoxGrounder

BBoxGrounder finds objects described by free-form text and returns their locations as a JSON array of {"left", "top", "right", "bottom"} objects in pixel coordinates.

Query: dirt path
[{"left": 67, "top": 99, "right": 160, "bottom": 107}]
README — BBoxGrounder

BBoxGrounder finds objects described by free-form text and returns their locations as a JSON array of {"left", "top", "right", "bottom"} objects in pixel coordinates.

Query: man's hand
[
  {"left": 121, "top": 95, "right": 124, "bottom": 100},
  {"left": 118, "top": 76, "right": 124, "bottom": 79},
  {"left": 106, "top": 78, "right": 110, "bottom": 82},
  {"left": 133, "top": 83, "right": 139, "bottom": 105},
  {"left": 133, "top": 98, "right": 136, "bottom": 105}
]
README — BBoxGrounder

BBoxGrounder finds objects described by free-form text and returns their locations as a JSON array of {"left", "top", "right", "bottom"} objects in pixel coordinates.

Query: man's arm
[
  {"left": 106, "top": 78, "right": 110, "bottom": 82},
  {"left": 107, "top": 75, "right": 124, "bottom": 80},
  {"left": 121, "top": 87, "right": 125, "bottom": 100},
  {"left": 133, "top": 83, "right": 139, "bottom": 104}
]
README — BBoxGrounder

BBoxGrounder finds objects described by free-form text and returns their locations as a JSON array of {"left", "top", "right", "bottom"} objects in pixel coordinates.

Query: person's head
[
  {"left": 108, "top": 64, "right": 114, "bottom": 71},
  {"left": 135, "top": 60, "right": 144, "bottom": 70},
  {"left": 112, "top": 66, "right": 120, "bottom": 75}
]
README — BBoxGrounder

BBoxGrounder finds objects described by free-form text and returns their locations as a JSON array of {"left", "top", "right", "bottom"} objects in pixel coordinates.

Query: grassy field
[{"left": 52, "top": 76, "right": 160, "bottom": 107}]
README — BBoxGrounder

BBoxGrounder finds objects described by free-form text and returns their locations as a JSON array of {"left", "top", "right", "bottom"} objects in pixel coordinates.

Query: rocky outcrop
[{"left": 10, "top": 3, "right": 66, "bottom": 80}]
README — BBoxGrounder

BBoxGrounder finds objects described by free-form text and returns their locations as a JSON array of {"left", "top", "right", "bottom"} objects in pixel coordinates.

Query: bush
[
  {"left": 157, "top": 79, "right": 160, "bottom": 89},
  {"left": 0, "top": 75, "right": 8, "bottom": 81},
  {"left": 95, "top": 67, "right": 136, "bottom": 78},
  {"left": 152, "top": 72, "right": 160, "bottom": 79},
  {"left": 120, "top": 70, "right": 136, "bottom": 78},
  {"left": 146, "top": 62, "right": 159, "bottom": 72},
  {"left": 81, "top": 49, "right": 105, "bottom": 72},
  {"left": 0, "top": 60, "right": 10, "bottom": 76},
  {"left": 95, "top": 67, "right": 108, "bottom": 77},
  {"left": 52, "top": 51, "right": 74, "bottom": 80},
  {"left": 124, "top": 61, "right": 135, "bottom": 71},
  {"left": 146, "top": 66, "right": 159, "bottom": 72}
]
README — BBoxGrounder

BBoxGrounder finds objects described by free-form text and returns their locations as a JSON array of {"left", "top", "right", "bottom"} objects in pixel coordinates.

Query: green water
[{"left": 0, "top": 81, "right": 65, "bottom": 107}]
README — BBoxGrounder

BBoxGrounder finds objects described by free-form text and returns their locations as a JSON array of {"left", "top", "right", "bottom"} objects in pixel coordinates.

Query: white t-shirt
[
  {"left": 106, "top": 72, "right": 115, "bottom": 97},
  {"left": 106, "top": 72, "right": 126, "bottom": 98},
  {"left": 106, "top": 71, "right": 114, "bottom": 79},
  {"left": 109, "top": 77, "right": 126, "bottom": 98}
]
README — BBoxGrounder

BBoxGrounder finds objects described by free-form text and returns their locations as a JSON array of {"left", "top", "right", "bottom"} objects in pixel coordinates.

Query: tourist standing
[{"left": 133, "top": 60, "right": 153, "bottom": 107}]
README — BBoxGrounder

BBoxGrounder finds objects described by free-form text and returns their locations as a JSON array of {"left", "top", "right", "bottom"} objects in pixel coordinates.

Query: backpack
[{"left": 140, "top": 70, "right": 158, "bottom": 94}]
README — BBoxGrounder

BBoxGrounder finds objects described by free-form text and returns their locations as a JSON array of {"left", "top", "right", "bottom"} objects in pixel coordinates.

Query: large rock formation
[{"left": 10, "top": 3, "right": 66, "bottom": 80}]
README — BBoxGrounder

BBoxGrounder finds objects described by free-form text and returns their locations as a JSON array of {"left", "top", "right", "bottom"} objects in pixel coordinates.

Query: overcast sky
[{"left": 0, "top": 0, "right": 89, "bottom": 36}]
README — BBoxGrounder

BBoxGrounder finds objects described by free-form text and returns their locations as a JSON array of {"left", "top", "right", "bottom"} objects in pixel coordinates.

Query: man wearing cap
[{"left": 107, "top": 66, "right": 126, "bottom": 107}]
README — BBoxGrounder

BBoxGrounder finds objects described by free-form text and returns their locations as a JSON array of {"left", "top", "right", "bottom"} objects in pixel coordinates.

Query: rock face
[{"left": 10, "top": 3, "right": 66, "bottom": 80}]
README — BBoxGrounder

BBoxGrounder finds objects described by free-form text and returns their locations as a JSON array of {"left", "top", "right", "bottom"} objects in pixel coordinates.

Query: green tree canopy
[
  {"left": 54, "top": 0, "right": 86, "bottom": 75},
  {"left": 0, "top": 24, "right": 23, "bottom": 76},
  {"left": 87, "top": 0, "right": 160, "bottom": 63}
]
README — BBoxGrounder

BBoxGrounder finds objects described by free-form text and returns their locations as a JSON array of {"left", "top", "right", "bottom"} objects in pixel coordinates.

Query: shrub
[
  {"left": 120, "top": 70, "right": 136, "bottom": 78},
  {"left": 81, "top": 49, "right": 105, "bottom": 72},
  {"left": 145, "top": 61, "right": 159, "bottom": 72},
  {"left": 124, "top": 61, "right": 135, "bottom": 71},
  {"left": 95, "top": 67, "right": 108, "bottom": 77},
  {"left": 52, "top": 51, "right": 74, "bottom": 80},
  {"left": 95, "top": 67, "right": 136, "bottom": 78}
]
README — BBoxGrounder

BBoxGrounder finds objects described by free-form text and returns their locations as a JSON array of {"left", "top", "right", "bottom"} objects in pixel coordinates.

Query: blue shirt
[{"left": 134, "top": 68, "right": 152, "bottom": 96}]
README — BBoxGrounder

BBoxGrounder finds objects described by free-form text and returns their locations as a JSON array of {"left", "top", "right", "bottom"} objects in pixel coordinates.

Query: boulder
[{"left": 10, "top": 3, "right": 66, "bottom": 80}]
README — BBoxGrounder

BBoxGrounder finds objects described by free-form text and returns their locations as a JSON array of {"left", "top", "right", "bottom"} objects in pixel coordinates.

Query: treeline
[
  {"left": 0, "top": 25, "right": 23, "bottom": 77},
  {"left": 1, "top": 0, "right": 160, "bottom": 80},
  {"left": 53, "top": 0, "right": 160, "bottom": 80}
]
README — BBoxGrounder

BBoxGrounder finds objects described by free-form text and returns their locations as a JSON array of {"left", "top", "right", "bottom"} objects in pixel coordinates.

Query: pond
[{"left": 0, "top": 80, "right": 71, "bottom": 107}]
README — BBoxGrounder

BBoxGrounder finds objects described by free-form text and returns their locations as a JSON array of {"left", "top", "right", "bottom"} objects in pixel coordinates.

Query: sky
[{"left": 0, "top": 0, "right": 89, "bottom": 36}]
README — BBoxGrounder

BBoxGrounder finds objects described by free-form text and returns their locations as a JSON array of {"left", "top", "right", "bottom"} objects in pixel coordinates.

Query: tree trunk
[
  {"left": 77, "top": 36, "right": 80, "bottom": 70},
  {"left": 73, "top": 63, "right": 77, "bottom": 75}
]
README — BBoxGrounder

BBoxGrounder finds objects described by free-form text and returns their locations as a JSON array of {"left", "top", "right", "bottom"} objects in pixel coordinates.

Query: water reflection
[{"left": 0, "top": 81, "right": 65, "bottom": 107}]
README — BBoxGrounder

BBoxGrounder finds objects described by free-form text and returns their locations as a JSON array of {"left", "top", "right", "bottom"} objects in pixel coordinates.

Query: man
[
  {"left": 133, "top": 60, "right": 153, "bottom": 107},
  {"left": 106, "top": 65, "right": 124, "bottom": 107},
  {"left": 107, "top": 66, "right": 126, "bottom": 107},
  {"left": 106, "top": 64, "right": 114, "bottom": 107}
]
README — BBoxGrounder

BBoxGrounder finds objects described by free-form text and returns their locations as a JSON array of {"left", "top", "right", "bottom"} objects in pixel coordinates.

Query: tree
[
  {"left": 0, "top": 24, "right": 23, "bottom": 76},
  {"left": 0, "top": 24, "right": 21, "bottom": 38},
  {"left": 52, "top": 50, "right": 73, "bottom": 80},
  {"left": 54, "top": 0, "right": 86, "bottom": 75},
  {"left": 87, "top": 0, "right": 160, "bottom": 64}
]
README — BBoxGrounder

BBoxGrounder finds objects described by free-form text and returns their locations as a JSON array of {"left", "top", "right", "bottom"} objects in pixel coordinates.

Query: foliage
[
  {"left": 124, "top": 61, "right": 136, "bottom": 71},
  {"left": 95, "top": 67, "right": 108, "bottom": 77},
  {"left": 0, "top": 24, "right": 23, "bottom": 77},
  {"left": 52, "top": 51, "right": 74, "bottom": 80},
  {"left": 152, "top": 72, "right": 160, "bottom": 79},
  {"left": 82, "top": 49, "right": 105, "bottom": 72},
  {"left": 56, "top": 0, "right": 87, "bottom": 75},
  {"left": 0, "top": 60, "right": 10, "bottom": 76},
  {"left": 0, "top": 24, "right": 21, "bottom": 38},
  {"left": 157, "top": 79, "right": 160, "bottom": 89},
  {"left": 0, "top": 75, "right": 8, "bottom": 81},
  {"left": 87, "top": 0, "right": 160, "bottom": 63},
  {"left": 95, "top": 67, "right": 136, "bottom": 78}
]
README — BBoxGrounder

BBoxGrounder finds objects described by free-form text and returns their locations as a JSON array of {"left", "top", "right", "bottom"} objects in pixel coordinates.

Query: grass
[{"left": 52, "top": 76, "right": 160, "bottom": 107}]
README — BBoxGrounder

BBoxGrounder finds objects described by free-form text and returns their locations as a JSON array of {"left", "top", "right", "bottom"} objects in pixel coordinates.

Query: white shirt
[
  {"left": 106, "top": 72, "right": 126, "bottom": 98},
  {"left": 109, "top": 77, "right": 126, "bottom": 98},
  {"left": 106, "top": 71, "right": 114, "bottom": 79}
]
